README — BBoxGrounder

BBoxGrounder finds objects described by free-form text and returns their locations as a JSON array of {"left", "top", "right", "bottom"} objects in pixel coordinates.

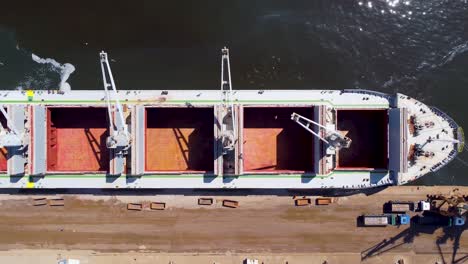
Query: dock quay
[{"left": 0, "top": 186, "right": 465, "bottom": 263}]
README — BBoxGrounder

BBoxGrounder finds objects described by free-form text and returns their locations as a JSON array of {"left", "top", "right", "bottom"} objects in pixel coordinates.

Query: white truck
[{"left": 388, "top": 200, "right": 431, "bottom": 213}]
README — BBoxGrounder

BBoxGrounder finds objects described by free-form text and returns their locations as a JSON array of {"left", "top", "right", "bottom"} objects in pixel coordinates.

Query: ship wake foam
[{"left": 31, "top": 54, "right": 76, "bottom": 92}]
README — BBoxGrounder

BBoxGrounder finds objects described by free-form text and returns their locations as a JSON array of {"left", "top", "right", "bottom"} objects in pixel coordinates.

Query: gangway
[
  {"left": 99, "top": 51, "right": 131, "bottom": 175},
  {"left": 291, "top": 112, "right": 351, "bottom": 150}
]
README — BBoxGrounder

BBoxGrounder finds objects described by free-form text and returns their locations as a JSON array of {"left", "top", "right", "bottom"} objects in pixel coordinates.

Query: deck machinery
[{"left": 0, "top": 49, "right": 463, "bottom": 189}]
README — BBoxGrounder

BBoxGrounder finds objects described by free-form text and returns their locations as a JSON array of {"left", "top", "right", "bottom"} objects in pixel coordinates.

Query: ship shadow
[{"left": 2, "top": 184, "right": 389, "bottom": 197}]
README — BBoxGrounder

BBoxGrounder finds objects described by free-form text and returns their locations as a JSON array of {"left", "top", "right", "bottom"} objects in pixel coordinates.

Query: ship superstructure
[{"left": 0, "top": 50, "right": 463, "bottom": 189}]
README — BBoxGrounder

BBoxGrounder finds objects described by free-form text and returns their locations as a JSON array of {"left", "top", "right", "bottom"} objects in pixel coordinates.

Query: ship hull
[{"left": 0, "top": 89, "right": 461, "bottom": 189}]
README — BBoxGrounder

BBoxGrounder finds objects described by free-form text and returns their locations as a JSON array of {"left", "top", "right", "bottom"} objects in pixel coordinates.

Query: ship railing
[
  {"left": 427, "top": 106, "right": 463, "bottom": 172},
  {"left": 341, "top": 89, "right": 391, "bottom": 99},
  {"left": 429, "top": 149, "right": 457, "bottom": 173},
  {"left": 429, "top": 106, "right": 458, "bottom": 130},
  {"left": 429, "top": 106, "right": 465, "bottom": 149}
]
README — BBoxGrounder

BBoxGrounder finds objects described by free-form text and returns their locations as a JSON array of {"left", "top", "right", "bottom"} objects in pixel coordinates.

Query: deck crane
[
  {"left": 219, "top": 47, "right": 237, "bottom": 154},
  {"left": 427, "top": 189, "right": 468, "bottom": 219},
  {"left": 291, "top": 112, "right": 351, "bottom": 151},
  {"left": 0, "top": 106, "right": 22, "bottom": 148},
  {"left": 218, "top": 47, "right": 238, "bottom": 175},
  {"left": 0, "top": 105, "right": 26, "bottom": 175},
  {"left": 99, "top": 51, "right": 131, "bottom": 175}
]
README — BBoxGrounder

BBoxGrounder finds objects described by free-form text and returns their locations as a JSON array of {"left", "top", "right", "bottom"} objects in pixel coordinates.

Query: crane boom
[
  {"left": 100, "top": 52, "right": 127, "bottom": 134},
  {"left": 99, "top": 51, "right": 130, "bottom": 150},
  {"left": 219, "top": 47, "right": 237, "bottom": 153},
  {"left": 291, "top": 112, "right": 352, "bottom": 150},
  {"left": 99, "top": 51, "right": 131, "bottom": 175}
]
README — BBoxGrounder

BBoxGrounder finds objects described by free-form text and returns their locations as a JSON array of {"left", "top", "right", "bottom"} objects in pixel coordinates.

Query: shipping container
[
  {"left": 390, "top": 201, "right": 415, "bottom": 212},
  {"left": 363, "top": 215, "right": 389, "bottom": 226}
]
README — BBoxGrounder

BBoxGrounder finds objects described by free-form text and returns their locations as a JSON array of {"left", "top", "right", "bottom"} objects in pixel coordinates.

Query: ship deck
[{"left": 0, "top": 89, "right": 460, "bottom": 189}]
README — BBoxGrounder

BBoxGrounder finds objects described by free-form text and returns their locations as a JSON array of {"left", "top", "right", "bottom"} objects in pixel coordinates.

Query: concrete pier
[{"left": 0, "top": 186, "right": 465, "bottom": 263}]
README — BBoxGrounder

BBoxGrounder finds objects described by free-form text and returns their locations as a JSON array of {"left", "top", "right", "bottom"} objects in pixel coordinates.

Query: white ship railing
[
  {"left": 341, "top": 89, "right": 391, "bottom": 99},
  {"left": 426, "top": 106, "right": 462, "bottom": 172}
]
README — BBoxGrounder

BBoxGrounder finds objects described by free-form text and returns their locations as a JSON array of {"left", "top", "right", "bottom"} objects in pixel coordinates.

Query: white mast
[
  {"left": 99, "top": 51, "right": 131, "bottom": 150},
  {"left": 219, "top": 47, "right": 237, "bottom": 153}
]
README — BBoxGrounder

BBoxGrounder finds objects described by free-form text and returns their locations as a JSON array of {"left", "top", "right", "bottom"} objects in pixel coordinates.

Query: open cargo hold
[
  {"left": 223, "top": 199, "right": 239, "bottom": 208},
  {"left": 127, "top": 203, "right": 143, "bottom": 211},
  {"left": 47, "top": 107, "right": 109, "bottom": 172},
  {"left": 337, "top": 109, "right": 388, "bottom": 169},
  {"left": 145, "top": 107, "right": 214, "bottom": 172},
  {"left": 295, "top": 198, "right": 311, "bottom": 206},
  {"left": 316, "top": 198, "right": 332, "bottom": 205},
  {"left": 0, "top": 113, "right": 6, "bottom": 172},
  {"left": 198, "top": 198, "right": 214, "bottom": 205},
  {"left": 33, "top": 198, "right": 47, "bottom": 206},
  {"left": 150, "top": 202, "right": 166, "bottom": 210},
  {"left": 48, "top": 198, "right": 65, "bottom": 206},
  {"left": 243, "top": 107, "right": 314, "bottom": 173}
]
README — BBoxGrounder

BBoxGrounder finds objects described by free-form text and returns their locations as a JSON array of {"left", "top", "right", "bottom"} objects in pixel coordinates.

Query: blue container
[
  {"left": 453, "top": 216, "right": 465, "bottom": 226},
  {"left": 399, "top": 214, "right": 410, "bottom": 225}
]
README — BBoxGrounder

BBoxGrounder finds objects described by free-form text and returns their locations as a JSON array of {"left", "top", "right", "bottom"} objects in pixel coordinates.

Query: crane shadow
[
  {"left": 436, "top": 220, "right": 467, "bottom": 264},
  {"left": 83, "top": 128, "right": 109, "bottom": 171},
  {"left": 361, "top": 214, "right": 466, "bottom": 263},
  {"left": 172, "top": 127, "right": 190, "bottom": 168}
]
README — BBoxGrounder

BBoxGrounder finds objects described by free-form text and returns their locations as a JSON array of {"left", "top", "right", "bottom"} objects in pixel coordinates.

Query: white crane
[
  {"left": 291, "top": 112, "right": 351, "bottom": 150},
  {"left": 99, "top": 51, "right": 131, "bottom": 151},
  {"left": 219, "top": 47, "right": 237, "bottom": 153},
  {"left": 0, "top": 106, "right": 22, "bottom": 148}
]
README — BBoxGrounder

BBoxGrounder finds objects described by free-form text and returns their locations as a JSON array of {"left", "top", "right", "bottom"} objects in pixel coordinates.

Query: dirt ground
[{"left": 0, "top": 186, "right": 465, "bottom": 264}]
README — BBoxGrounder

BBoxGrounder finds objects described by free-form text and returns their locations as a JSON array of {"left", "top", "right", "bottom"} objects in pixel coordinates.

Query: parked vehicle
[
  {"left": 386, "top": 200, "right": 431, "bottom": 213},
  {"left": 362, "top": 214, "right": 410, "bottom": 226}
]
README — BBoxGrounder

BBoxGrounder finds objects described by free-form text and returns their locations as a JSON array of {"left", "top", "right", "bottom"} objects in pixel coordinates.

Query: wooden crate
[
  {"left": 316, "top": 198, "right": 332, "bottom": 205},
  {"left": 127, "top": 203, "right": 143, "bottom": 211},
  {"left": 48, "top": 198, "right": 65, "bottom": 206},
  {"left": 33, "top": 198, "right": 47, "bottom": 206},
  {"left": 223, "top": 200, "right": 239, "bottom": 208},
  {"left": 198, "top": 198, "right": 213, "bottom": 206},
  {"left": 150, "top": 202, "right": 166, "bottom": 210},
  {"left": 295, "top": 198, "right": 311, "bottom": 206}
]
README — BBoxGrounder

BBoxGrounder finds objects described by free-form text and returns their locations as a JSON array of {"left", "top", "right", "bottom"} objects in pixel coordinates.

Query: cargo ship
[{"left": 0, "top": 49, "right": 463, "bottom": 189}]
